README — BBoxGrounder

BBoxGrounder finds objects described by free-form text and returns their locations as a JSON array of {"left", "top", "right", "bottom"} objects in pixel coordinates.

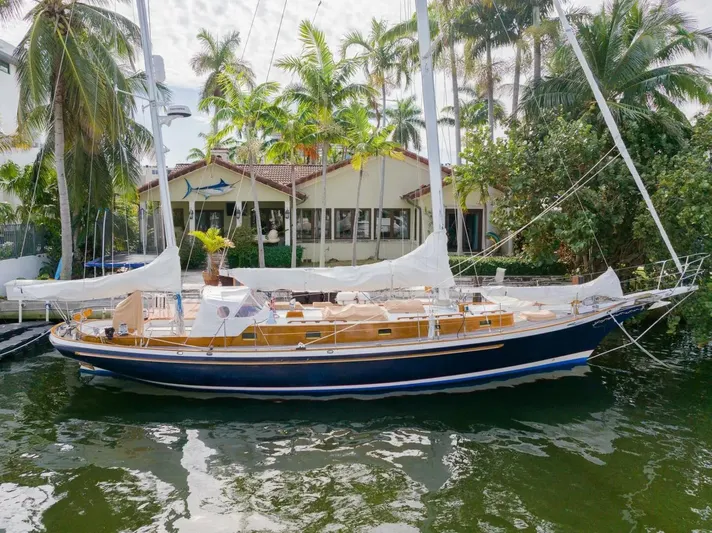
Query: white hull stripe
[{"left": 134, "top": 351, "right": 593, "bottom": 393}]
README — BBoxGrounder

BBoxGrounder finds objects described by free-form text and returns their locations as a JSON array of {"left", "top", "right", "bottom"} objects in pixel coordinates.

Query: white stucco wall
[
  {"left": 0, "top": 254, "right": 47, "bottom": 297},
  {"left": 138, "top": 155, "right": 506, "bottom": 263},
  {"left": 0, "top": 39, "right": 40, "bottom": 203}
]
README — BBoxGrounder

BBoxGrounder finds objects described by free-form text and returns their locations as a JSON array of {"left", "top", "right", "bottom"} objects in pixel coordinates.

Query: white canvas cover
[
  {"left": 225, "top": 231, "right": 454, "bottom": 292},
  {"left": 5, "top": 246, "right": 182, "bottom": 302},
  {"left": 189, "top": 286, "right": 270, "bottom": 338},
  {"left": 479, "top": 267, "right": 624, "bottom": 305}
]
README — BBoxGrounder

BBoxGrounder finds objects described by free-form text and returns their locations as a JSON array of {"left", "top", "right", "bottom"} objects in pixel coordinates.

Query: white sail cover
[
  {"left": 225, "top": 231, "right": 455, "bottom": 292},
  {"left": 479, "top": 267, "right": 624, "bottom": 305},
  {"left": 5, "top": 246, "right": 182, "bottom": 301}
]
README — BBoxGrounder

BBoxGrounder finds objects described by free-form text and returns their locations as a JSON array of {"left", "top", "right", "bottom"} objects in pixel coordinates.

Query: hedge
[
  {"left": 179, "top": 237, "right": 207, "bottom": 270},
  {"left": 227, "top": 245, "right": 304, "bottom": 268},
  {"left": 450, "top": 256, "right": 568, "bottom": 276}
]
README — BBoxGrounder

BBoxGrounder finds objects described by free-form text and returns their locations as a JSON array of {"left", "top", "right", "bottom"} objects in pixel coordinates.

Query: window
[
  {"left": 0, "top": 60, "right": 9, "bottom": 74},
  {"left": 172, "top": 208, "right": 185, "bottom": 231},
  {"left": 335, "top": 209, "right": 371, "bottom": 240},
  {"left": 377, "top": 209, "right": 410, "bottom": 240},
  {"left": 251, "top": 208, "right": 285, "bottom": 234},
  {"left": 296, "top": 208, "right": 331, "bottom": 240},
  {"left": 196, "top": 210, "right": 224, "bottom": 232}
]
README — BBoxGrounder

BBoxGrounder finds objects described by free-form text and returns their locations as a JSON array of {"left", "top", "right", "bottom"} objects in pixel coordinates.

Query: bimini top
[
  {"left": 5, "top": 246, "right": 182, "bottom": 302},
  {"left": 225, "top": 231, "right": 455, "bottom": 293}
]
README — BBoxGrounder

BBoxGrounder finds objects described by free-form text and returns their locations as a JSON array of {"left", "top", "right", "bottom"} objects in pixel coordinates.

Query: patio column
[
  {"left": 188, "top": 200, "right": 195, "bottom": 233},
  {"left": 284, "top": 200, "right": 291, "bottom": 247}
]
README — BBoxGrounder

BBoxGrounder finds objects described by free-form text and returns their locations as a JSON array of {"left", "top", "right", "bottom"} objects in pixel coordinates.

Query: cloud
[{"left": 1, "top": 0, "right": 710, "bottom": 166}]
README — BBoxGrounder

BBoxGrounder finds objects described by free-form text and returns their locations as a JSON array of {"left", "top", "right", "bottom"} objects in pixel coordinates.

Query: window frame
[
  {"left": 0, "top": 60, "right": 10, "bottom": 74},
  {"left": 377, "top": 208, "right": 411, "bottom": 240},
  {"left": 296, "top": 208, "right": 331, "bottom": 240},
  {"left": 333, "top": 208, "right": 372, "bottom": 240}
]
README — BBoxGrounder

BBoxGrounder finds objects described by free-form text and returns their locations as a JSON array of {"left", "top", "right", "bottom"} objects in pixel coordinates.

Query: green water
[{"left": 0, "top": 326, "right": 711, "bottom": 533}]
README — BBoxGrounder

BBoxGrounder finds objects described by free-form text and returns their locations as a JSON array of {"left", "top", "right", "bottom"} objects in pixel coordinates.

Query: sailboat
[{"left": 8, "top": 0, "right": 704, "bottom": 396}]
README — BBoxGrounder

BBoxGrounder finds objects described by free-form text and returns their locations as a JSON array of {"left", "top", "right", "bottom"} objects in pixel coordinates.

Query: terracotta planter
[{"left": 202, "top": 271, "right": 219, "bottom": 286}]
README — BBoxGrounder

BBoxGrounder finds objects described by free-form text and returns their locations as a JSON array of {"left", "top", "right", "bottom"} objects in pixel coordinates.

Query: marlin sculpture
[{"left": 183, "top": 178, "right": 234, "bottom": 199}]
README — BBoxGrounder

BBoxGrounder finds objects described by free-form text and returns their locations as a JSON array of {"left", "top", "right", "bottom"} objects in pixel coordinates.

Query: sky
[{"left": 1, "top": 0, "right": 710, "bottom": 166}]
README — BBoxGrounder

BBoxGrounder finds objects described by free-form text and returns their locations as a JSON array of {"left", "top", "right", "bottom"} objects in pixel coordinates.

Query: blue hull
[{"left": 56, "top": 305, "right": 643, "bottom": 395}]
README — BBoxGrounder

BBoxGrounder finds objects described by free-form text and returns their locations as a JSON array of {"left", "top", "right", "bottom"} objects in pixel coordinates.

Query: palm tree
[
  {"left": 385, "top": 96, "right": 425, "bottom": 150},
  {"left": 11, "top": 0, "right": 143, "bottom": 279},
  {"left": 277, "top": 20, "right": 374, "bottom": 267},
  {"left": 341, "top": 104, "right": 404, "bottom": 265},
  {"left": 457, "top": 1, "right": 517, "bottom": 140},
  {"left": 201, "top": 71, "right": 282, "bottom": 268},
  {"left": 266, "top": 106, "right": 317, "bottom": 268},
  {"left": 524, "top": 0, "right": 712, "bottom": 140},
  {"left": 342, "top": 19, "right": 413, "bottom": 261},
  {"left": 439, "top": 85, "right": 506, "bottom": 129},
  {"left": 190, "top": 29, "right": 254, "bottom": 133}
]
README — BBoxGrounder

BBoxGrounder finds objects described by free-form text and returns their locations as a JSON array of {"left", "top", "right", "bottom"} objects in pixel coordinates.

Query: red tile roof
[
  {"left": 138, "top": 158, "right": 307, "bottom": 200},
  {"left": 234, "top": 164, "right": 322, "bottom": 187},
  {"left": 139, "top": 150, "right": 453, "bottom": 201}
]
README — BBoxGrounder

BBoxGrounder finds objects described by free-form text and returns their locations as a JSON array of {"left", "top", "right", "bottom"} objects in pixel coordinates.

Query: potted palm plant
[{"left": 189, "top": 228, "right": 235, "bottom": 286}]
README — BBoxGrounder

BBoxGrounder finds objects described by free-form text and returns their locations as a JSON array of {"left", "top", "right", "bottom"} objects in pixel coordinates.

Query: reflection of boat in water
[
  {"left": 64, "top": 362, "right": 613, "bottom": 432},
  {"left": 7, "top": 0, "right": 705, "bottom": 397}
]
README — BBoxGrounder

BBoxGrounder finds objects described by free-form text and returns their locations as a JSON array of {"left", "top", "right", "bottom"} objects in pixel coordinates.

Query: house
[
  {"left": 137, "top": 148, "right": 504, "bottom": 263},
  {"left": 0, "top": 39, "right": 39, "bottom": 205}
]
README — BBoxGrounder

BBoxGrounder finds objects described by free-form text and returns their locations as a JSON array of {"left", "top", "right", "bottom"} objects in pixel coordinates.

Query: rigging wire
[
  {"left": 266, "top": 0, "right": 289, "bottom": 82},
  {"left": 241, "top": 0, "right": 262, "bottom": 62}
]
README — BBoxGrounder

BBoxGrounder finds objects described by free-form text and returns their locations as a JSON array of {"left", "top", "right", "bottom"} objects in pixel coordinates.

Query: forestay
[
  {"left": 5, "top": 246, "right": 182, "bottom": 302},
  {"left": 225, "top": 231, "right": 454, "bottom": 292},
  {"left": 479, "top": 268, "right": 624, "bottom": 305}
]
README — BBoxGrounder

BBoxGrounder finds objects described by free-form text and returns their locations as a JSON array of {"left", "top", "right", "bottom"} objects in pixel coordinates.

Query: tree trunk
[
  {"left": 486, "top": 40, "right": 495, "bottom": 141},
  {"left": 352, "top": 168, "right": 364, "bottom": 266},
  {"left": 290, "top": 162, "right": 297, "bottom": 269},
  {"left": 449, "top": 34, "right": 464, "bottom": 255},
  {"left": 319, "top": 142, "right": 328, "bottom": 267},
  {"left": 512, "top": 44, "right": 522, "bottom": 118},
  {"left": 375, "top": 84, "right": 388, "bottom": 260},
  {"left": 54, "top": 79, "right": 73, "bottom": 280},
  {"left": 249, "top": 154, "right": 265, "bottom": 268},
  {"left": 533, "top": 6, "right": 542, "bottom": 86}
]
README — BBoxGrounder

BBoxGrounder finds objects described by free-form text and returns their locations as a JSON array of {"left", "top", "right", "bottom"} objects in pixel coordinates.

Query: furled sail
[
  {"left": 225, "top": 231, "right": 455, "bottom": 292},
  {"left": 5, "top": 246, "right": 182, "bottom": 301},
  {"left": 479, "top": 268, "right": 624, "bottom": 305}
]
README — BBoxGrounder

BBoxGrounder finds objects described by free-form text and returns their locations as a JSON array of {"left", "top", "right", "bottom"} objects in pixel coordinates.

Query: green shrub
[
  {"left": 179, "top": 237, "right": 207, "bottom": 270},
  {"left": 450, "top": 255, "right": 568, "bottom": 277},
  {"left": 227, "top": 244, "right": 303, "bottom": 268}
]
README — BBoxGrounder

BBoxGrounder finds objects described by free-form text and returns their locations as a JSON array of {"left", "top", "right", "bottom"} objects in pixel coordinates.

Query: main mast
[
  {"left": 552, "top": 0, "right": 683, "bottom": 275},
  {"left": 414, "top": 0, "right": 446, "bottom": 236},
  {"left": 136, "top": 0, "right": 176, "bottom": 249}
]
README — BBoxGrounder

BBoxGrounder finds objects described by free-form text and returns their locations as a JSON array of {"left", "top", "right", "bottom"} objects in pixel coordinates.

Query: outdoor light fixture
[
  {"left": 235, "top": 208, "right": 242, "bottom": 219},
  {"left": 285, "top": 208, "right": 290, "bottom": 220},
  {"left": 189, "top": 209, "right": 194, "bottom": 220}
]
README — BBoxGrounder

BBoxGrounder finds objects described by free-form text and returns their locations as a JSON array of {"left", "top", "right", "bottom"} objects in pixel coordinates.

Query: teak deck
[{"left": 76, "top": 312, "right": 515, "bottom": 349}]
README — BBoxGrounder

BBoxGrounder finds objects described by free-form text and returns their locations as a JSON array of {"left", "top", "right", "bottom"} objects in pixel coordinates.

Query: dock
[{"left": 0, "top": 321, "right": 51, "bottom": 360}]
